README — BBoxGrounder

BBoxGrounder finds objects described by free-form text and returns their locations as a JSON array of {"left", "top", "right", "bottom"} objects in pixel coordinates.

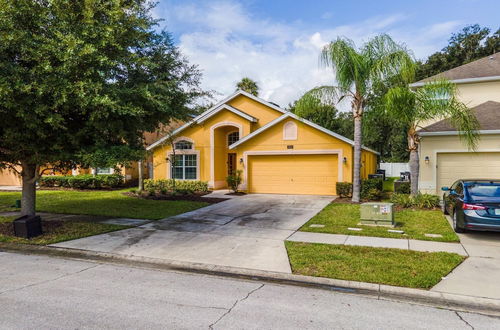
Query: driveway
[
  {"left": 431, "top": 217, "right": 500, "bottom": 300},
  {"left": 51, "top": 194, "right": 333, "bottom": 273}
]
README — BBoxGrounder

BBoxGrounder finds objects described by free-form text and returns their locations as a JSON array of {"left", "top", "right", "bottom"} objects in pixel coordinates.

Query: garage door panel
[
  {"left": 437, "top": 152, "right": 500, "bottom": 189},
  {"left": 248, "top": 154, "right": 338, "bottom": 195}
]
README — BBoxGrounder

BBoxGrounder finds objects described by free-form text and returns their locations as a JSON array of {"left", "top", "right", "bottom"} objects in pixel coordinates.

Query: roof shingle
[
  {"left": 420, "top": 101, "right": 500, "bottom": 132},
  {"left": 414, "top": 53, "right": 500, "bottom": 84}
]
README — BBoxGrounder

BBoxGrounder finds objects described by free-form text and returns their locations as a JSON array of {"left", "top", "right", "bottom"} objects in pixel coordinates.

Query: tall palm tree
[
  {"left": 236, "top": 77, "right": 259, "bottom": 96},
  {"left": 385, "top": 80, "right": 479, "bottom": 195},
  {"left": 296, "top": 35, "right": 414, "bottom": 202}
]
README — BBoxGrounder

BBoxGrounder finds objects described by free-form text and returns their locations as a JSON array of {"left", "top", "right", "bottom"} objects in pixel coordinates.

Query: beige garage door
[
  {"left": 437, "top": 152, "right": 500, "bottom": 189},
  {"left": 247, "top": 154, "right": 338, "bottom": 195}
]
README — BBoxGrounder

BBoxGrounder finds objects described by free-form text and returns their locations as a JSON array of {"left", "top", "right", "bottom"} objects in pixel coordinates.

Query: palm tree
[
  {"left": 385, "top": 80, "right": 479, "bottom": 195},
  {"left": 296, "top": 35, "right": 414, "bottom": 202},
  {"left": 236, "top": 77, "right": 259, "bottom": 96}
]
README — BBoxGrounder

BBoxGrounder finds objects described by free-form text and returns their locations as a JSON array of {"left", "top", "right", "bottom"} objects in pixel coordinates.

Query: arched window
[
  {"left": 283, "top": 121, "right": 297, "bottom": 140},
  {"left": 227, "top": 131, "right": 239, "bottom": 146},
  {"left": 174, "top": 140, "right": 193, "bottom": 150}
]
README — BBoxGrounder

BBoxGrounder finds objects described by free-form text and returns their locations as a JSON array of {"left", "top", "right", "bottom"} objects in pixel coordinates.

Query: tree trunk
[
  {"left": 409, "top": 149, "right": 419, "bottom": 196},
  {"left": 352, "top": 115, "right": 362, "bottom": 203},
  {"left": 408, "top": 129, "right": 420, "bottom": 196},
  {"left": 20, "top": 162, "right": 38, "bottom": 216},
  {"left": 137, "top": 160, "right": 143, "bottom": 192}
]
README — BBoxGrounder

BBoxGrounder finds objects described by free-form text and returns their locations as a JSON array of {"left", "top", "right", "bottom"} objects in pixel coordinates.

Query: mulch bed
[
  {"left": 0, "top": 220, "right": 64, "bottom": 237},
  {"left": 225, "top": 192, "right": 246, "bottom": 196},
  {"left": 123, "top": 192, "right": 228, "bottom": 204}
]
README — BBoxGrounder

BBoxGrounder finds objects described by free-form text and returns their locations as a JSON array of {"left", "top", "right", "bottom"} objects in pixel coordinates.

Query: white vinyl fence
[{"left": 379, "top": 162, "right": 410, "bottom": 177}]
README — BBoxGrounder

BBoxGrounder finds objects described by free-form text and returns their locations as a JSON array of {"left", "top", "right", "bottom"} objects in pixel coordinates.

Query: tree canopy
[
  {"left": 236, "top": 77, "right": 259, "bottom": 96},
  {"left": 416, "top": 24, "right": 499, "bottom": 80},
  {"left": 0, "top": 0, "right": 205, "bottom": 215}
]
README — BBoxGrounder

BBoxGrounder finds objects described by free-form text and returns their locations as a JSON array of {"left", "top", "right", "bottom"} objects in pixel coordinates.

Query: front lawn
[
  {"left": 0, "top": 216, "right": 127, "bottom": 245},
  {"left": 383, "top": 177, "right": 398, "bottom": 192},
  {"left": 301, "top": 203, "right": 459, "bottom": 242},
  {"left": 0, "top": 190, "right": 209, "bottom": 220},
  {"left": 286, "top": 242, "right": 464, "bottom": 289}
]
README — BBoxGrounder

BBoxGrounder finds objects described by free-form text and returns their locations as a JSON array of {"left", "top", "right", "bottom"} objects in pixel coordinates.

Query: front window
[
  {"left": 171, "top": 154, "right": 197, "bottom": 180},
  {"left": 227, "top": 131, "right": 239, "bottom": 146},
  {"left": 174, "top": 140, "right": 193, "bottom": 150},
  {"left": 96, "top": 167, "right": 113, "bottom": 175}
]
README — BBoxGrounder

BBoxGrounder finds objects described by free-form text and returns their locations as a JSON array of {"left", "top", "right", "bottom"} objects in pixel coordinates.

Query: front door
[{"left": 227, "top": 153, "right": 237, "bottom": 176}]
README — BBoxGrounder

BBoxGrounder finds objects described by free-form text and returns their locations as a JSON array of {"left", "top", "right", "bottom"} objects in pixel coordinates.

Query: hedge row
[
  {"left": 143, "top": 179, "right": 209, "bottom": 194},
  {"left": 39, "top": 174, "right": 124, "bottom": 189},
  {"left": 336, "top": 178, "right": 384, "bottom": 200},
  {"left": 390, "top": 193, "right": 440, "bottom": 209}
]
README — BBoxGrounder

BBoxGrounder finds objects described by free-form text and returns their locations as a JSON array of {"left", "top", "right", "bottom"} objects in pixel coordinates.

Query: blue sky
[{"left": 153, "top": 0, "right": 500, "bottom": 106}]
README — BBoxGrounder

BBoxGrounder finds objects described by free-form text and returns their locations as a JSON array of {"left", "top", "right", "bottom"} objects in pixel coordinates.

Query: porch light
[
  {"left": 425, "top": 156, "right": 430, "bottom": 164},
  {"left": 239, "top": 158, "right": 244, "bottom": 164},
  {"left": 343, "top": 157, "right": 347, "bottom": 164}
]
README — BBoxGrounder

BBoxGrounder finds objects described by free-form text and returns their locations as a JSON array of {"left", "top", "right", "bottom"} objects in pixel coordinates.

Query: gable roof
[
  {"left": 418, "top": 101, "right": 500, "bottom": 136},
  {"left": 229, "top": 112, "right": 379, "bottom": 154},
  {"left": 146, "top": 90, "right": 281, "bottom": 150},
  {"left": 410, "top": 53, "right": 500, "bottom": 87}
]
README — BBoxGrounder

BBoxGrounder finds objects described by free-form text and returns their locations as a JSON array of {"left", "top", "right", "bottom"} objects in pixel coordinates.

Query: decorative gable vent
[{"left": 283, "top": 121, "right": 297, "bottom": 140}]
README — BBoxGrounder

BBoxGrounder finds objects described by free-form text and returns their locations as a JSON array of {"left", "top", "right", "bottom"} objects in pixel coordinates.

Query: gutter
[
  {"left": 418, "top": 130, "right": 500, "bottom": 137},
  {"left": 410, "top": 75, "right": 500, "bottom": 88}
]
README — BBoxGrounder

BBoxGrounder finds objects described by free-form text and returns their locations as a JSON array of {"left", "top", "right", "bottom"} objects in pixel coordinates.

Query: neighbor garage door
[
  {"left": 437, "top": 152, "right": 500, "bottom": 189},
  {"left": 247, "top": 154, "right": 338, "bottom": 195}
]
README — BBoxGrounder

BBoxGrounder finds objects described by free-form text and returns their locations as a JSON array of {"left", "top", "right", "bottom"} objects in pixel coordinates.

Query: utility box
[
  {"left": 360, "top": 202, "right": 394, "bottom": 226},
  {"left": 13, "top": 215, "right": 43, "bottom": 238}
]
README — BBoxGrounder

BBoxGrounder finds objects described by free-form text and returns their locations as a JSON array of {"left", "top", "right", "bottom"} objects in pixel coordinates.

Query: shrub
[
  {"left": 361, "top": 178, "right": 383, "bottom": 200},
  {"left": 390, "top": 193, "right": 414, "bottom": 208},
  {"left": 390, "top": 193, "right": 440, "bottom": 209},
  {"left": 394, "top": 181, "right": 411, "bottom": 194},
  {"left": 226, "top": 170, "right": 242, "bottom": 193},
  {"left": 413, "top": 193, "right": 440, "bottom": 209},
  {"left": 336, "top": 182, "right": 352, "bottom": 198},
  {"left": 39, "top": 174, "right": 124, "bottom": 189},
  {"left": 364, "top": 188, "right": 383, "bottom": 201},
  {"left": 143, "top": 179, "right": 209, "bottom": 194}
]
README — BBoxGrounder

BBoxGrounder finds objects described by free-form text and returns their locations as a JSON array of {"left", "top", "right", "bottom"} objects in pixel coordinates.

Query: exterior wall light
[
  {"left": 343, "top": 157, "right": 347, "bottom": 164},
  {"left": 239, "top": 158, "right": 244, "bottom": 164},
  {"left": 425, "top": 156, "right": 430, "bottom": 164}
]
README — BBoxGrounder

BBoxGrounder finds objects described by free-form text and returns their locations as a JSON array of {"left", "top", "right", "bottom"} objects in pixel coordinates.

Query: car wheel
[
  {"left": 442, "top": 196, "right": 449, "bottom": 215},
  {"left": 453, "top": 210, "right": 465, "bottom": 233}
]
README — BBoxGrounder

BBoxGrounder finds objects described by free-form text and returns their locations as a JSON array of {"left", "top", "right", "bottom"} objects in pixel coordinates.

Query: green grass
[
  {"left": 301, "top": 203, "right": 459, "bottom": 242},
  {"left": 0, "top": 216, "right": 127, "bottom": 245},
  {"left": 383, "top": 177, "right": 398, "bottom": 192},
  {"left": 286, "top": 242, "right": 465, "bottom": 289},
  {"left": 0, "top": 190, "right": 209, "bottom": 220}
]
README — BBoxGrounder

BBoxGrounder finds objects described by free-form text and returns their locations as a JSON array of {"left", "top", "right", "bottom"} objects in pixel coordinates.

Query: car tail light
[{"left": 462, "top": 203, "right": 487, "bottom": 210}]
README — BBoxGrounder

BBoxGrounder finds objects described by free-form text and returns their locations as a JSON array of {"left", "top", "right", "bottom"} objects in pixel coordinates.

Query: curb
[{"left": 1, "top": 242, "right": 499, "bottom": 317}]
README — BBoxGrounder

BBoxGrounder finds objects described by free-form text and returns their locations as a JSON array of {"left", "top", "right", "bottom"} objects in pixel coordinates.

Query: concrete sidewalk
[
  {"left": 287, "top": 231, "right": 468, "bottom": 255},
  {"left": 431, "top": 216, "right": 500, "bottom": 301}
]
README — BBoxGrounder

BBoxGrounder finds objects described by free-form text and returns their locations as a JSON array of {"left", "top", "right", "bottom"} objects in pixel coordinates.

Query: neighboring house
[
  {"left": 411, "top": 53, "right": 500, "bottom": 194},
  {"left": 0, "top": 131, "right": 163, "bottom": 186},
  {"left": 147, "top": 90, "right": 378, "bottom": 195}
]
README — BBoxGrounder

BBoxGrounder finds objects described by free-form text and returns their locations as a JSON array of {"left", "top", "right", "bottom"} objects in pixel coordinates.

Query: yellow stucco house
[
  {"left": 412, "top": 53, "right": 500, "bottom": 194},
  {"left": 147, "top": 90, "right": 378, "bottom": 195}
]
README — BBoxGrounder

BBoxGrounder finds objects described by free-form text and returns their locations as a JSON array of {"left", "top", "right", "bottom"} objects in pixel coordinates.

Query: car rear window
[{"left": 466, "top": 183, "right": 500, "bottom": 201}]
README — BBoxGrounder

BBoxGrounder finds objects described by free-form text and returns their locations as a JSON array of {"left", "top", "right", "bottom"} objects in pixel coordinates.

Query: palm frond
[{"left": 294, "top": 86, "right": 350, "bottom": 118}]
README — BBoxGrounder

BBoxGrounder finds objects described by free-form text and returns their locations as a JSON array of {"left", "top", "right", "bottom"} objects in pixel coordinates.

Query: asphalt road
[{"left": 0, "top": 251, "right": 498, "bottom": 329}]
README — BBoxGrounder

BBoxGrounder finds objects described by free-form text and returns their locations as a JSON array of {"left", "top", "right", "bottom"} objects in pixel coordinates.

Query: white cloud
[{"left": 160, "top": 1, "right": 460, "bottom": 107}]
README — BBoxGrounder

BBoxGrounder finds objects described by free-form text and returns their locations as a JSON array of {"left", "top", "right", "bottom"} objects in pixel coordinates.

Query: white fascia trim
[
  {"left": 195, "top": 104, "right": 257, "bottom": 124},
  {"left": 146, "top": 90, "right": 284, "bottom": 151},
  {"left": 410, "top": 75, "right": 500, "bottom": 88},
  {"left": 419, "top": 130, "right": 500, "bottom": 137},
  {"left": 229, "top": 112, "right": 380, "bottom": 155}
]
